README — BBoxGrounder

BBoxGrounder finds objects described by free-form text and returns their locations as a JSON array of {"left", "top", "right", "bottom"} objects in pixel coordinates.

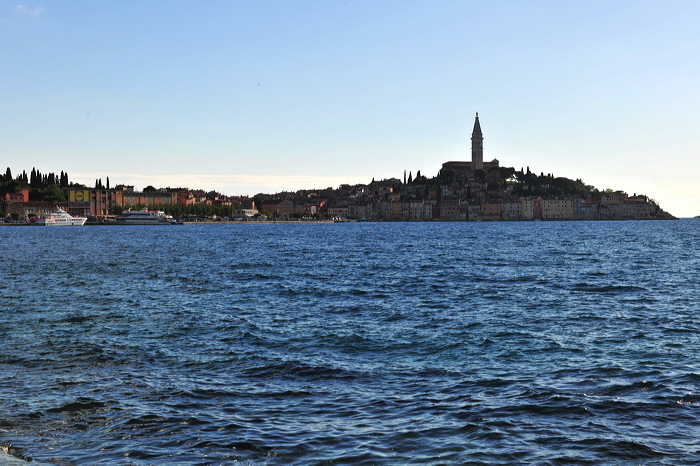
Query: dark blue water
[{"left": 1, "top": 220, "right": 699, "bottom": 464}]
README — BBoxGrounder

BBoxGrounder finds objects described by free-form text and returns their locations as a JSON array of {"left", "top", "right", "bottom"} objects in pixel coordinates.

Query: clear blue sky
[{"left": 2, "top": 1, "right": 698, "bottom": 216}]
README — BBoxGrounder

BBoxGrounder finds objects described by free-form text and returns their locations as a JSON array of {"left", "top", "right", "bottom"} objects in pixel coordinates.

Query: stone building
[{"left": 440, "top": 113, "right": 499, "bottom": 179}]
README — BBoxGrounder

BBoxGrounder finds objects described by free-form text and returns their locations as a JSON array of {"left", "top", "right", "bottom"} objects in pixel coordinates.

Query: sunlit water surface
[{"left": 1, "top": 220, "right": 699, "bottom": 464}]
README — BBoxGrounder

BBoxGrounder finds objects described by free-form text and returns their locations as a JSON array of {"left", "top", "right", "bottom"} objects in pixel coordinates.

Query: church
[{"left": 440, "top": 113, "right": 499, "bottom": 179}]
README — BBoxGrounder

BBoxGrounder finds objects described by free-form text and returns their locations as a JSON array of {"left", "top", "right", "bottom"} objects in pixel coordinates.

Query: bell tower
[{"left": 471, "top": 112, "right": 483, "bottom": 172}]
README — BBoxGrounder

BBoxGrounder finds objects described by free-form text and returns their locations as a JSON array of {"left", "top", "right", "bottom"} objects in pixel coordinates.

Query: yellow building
[
  {"left": 68, "top": 188, "right": 124, "bottom": 217},
  {"left": 541, "top": 199, "right": 574, "bottom": 220}
]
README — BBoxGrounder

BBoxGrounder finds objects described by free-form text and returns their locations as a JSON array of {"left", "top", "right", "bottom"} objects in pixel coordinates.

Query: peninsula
[{"left": 1, "top": 114, "right": 674, "bottom": 222}]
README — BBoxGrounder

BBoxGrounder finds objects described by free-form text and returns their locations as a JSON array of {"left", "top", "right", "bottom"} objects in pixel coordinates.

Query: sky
[{"left": 1, "top": 1, "right": 698, "bottom": 217}]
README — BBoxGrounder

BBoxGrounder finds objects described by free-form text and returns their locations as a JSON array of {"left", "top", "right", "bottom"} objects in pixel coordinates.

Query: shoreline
[{"left": 1, "top": 217, "right": 687, "bottom": 226}]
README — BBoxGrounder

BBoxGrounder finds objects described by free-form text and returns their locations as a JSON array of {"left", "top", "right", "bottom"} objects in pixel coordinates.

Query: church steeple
[{"left": 471, "top": 112, "right": 483, "bottom": 172}]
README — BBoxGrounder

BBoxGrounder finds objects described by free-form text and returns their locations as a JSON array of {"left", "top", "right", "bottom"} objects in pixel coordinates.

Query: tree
[
  {"left": 438, "top": 169, "right": 455, "bottom": 184},
  {"left": 42, "top": 184, "right": 67, "bottom": 203},
  {"left": 413, "top": 170, "right": 428, "bottom": 184},
  {"left": 4, "top": 167, "right": 11, "bottom": 182},
  {"left": 499, "top": 167, "right": 516, "bottom": 184},
  {"left": 106, "top": 177, "right": 110, "bottom": 190}
]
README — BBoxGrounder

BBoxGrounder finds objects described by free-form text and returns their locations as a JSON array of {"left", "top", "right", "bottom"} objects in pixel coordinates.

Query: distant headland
[{"left": 1, "top": 114, "right": 674, "bottom": 222}]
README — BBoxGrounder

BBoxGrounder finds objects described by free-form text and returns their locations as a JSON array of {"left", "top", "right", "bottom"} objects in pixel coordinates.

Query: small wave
[
  {"left": 58, "top": 314, "right": 95, "bottom": 324},
  {"left": 122, "top": 450, "right": 163, "bottom": 460},
  {"left": 574, "top": 438, "right": 666, "bottom": 460},
  {"left": 241, "top": 360, "right": 358, "bottom": 380},
  {"left": 0, "top": 444, "right": 32, "bottom": 462},
  {"left": 571, "top": 283, "right": 646, "bottom": 293},
  {"left": 46, "top": 397, "right": 107, "bottom": 413}
]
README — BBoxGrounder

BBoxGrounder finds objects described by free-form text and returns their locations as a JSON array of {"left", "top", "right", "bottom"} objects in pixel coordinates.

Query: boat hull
[
  {"left": 33, "top": 219, "right": 87, "bottom": 226},
  {"left": 114, "top": 220, "right": 172, "bottom": 225}
]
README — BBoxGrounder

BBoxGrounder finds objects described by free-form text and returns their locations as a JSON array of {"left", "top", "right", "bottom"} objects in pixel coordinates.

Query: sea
[{"left": 1, "top": 219, "right": 699, "bottom": 464}]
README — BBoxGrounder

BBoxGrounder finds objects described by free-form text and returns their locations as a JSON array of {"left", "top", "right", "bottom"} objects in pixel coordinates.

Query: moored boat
[
  {"left": 115, "top": 209, "right": 177, "bottom": 225},
  {"left": 30, "top": 208, "right": 87, "bottom": 226}
]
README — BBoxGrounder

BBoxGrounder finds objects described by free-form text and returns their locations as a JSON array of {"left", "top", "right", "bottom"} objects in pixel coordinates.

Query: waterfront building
[
  {"left": 632, "top": 203, "right": 655, "bottom": 218},
  {"left": 304, "top": 201, "right": 326, "bottom": 216},
  {"left": 423, "top": 199, "right": 437, "bottom": 220},
  {"left": 69, "top": 188, "right": 124, "bottom": 217},
  {"left": 533, "top": 198, "right": 543, "bottom": 219},
  {"left": 348, "top": 202, "right": 375, "bottom": 220},
  {"left": 327, "top": 206, "right": 349, "bottom": 218},
  {"left": 600, "top": 191, "right": 627, "bottom": 207},
  {"left": 468, "top": 204, "right": 482, "bottom": 221},
  {"left": 574, "top": 199, "right": 599, "bottom": 220},
  {"left": 262, "top": 199, "right": 296, "bottom": 219},
  {"left": 5, "top": 200, "right": 54, "bottom": 219},
  {"left": 399, "top": 201, "right": 423, "bottom": 221},
  {"left": 482, "top": 202, "right": 501, "bottom": 221},
  {"left": 520, "top": 199, "right": 535, "bottom": 220},
  {"left": 121, "top": 187, "right": 177, "bottom": 207},
  {"left": 501, "top": 202, "right": 521, "bottom": 220},
  {"left": 541, "top": 199, "right": 574, "bottom": 220},
  {"left": 390, "top": 202, "right": 402, "bottom": 220},
  {"left": 375, "top": 200, "right": 391, "bottom": 220},
  {"left": 5, "top": 189, "right": 29, "bottom": 203},
  {"left": 619, "top": 198, "right": 655, "bottom": 219}
]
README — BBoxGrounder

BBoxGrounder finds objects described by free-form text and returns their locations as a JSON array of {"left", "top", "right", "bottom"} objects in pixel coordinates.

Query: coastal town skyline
[
  {"left": 0, "top": 113, "right": 683, "bottom": 221},
  {"left": 1, "top": 112, "right": 674, "bottom": 222},
  {"left": 2, "top": 1, "right": 698, "bottom": 217}
]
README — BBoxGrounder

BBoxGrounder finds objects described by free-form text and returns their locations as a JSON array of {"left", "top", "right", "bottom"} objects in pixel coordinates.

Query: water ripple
[{"left": 1, "top": 220, "right": 699, "bottom": 463}]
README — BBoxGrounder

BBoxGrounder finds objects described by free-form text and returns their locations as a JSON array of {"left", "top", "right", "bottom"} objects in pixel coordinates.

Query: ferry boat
[
  {"left": 115, "top": 208, "right": 177, "bottom": 225},
  {"left": 30, "top": 208, "right": 87, "bottom": 226}
]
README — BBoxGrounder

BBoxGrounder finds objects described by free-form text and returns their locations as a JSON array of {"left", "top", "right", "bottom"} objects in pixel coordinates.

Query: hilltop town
[{"left": 1, "top": 114, "right": 673, "bottom": 222}]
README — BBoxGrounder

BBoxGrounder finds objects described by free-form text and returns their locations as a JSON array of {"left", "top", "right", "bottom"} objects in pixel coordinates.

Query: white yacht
[
  {"left": 30, "top": 208, "right": 87, "bottom": 226},
  {"left": 115, "top": 209, "right": 177, "bottom": 225}
]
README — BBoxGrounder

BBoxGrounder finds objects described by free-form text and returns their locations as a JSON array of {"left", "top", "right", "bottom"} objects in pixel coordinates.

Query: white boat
[
  {"left": 30, "top": 207, "right": 87, "bottom": 226},
  {"left": 115, "top": 208, "right": 177, "bottom": 225}
]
